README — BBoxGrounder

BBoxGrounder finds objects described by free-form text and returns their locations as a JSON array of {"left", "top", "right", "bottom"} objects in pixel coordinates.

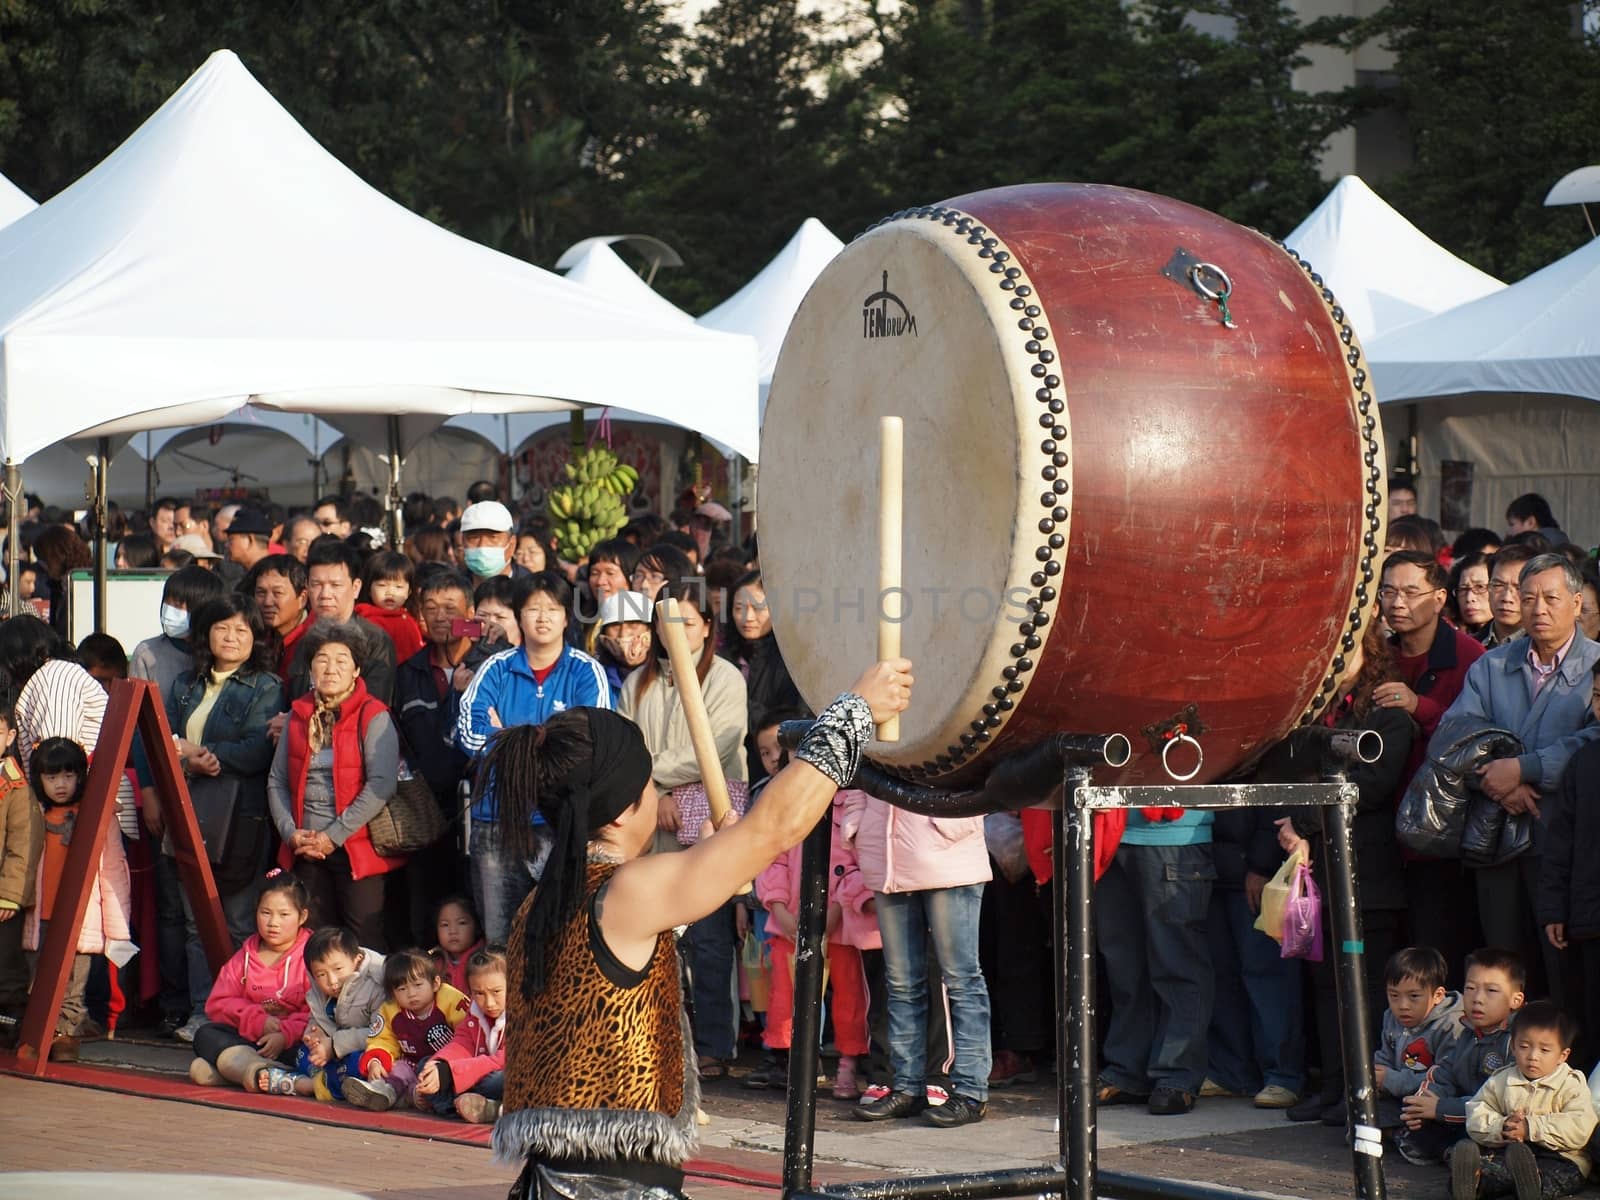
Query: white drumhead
[{"left": 760, "top": 213, "right": 1064, "bottom": 772}]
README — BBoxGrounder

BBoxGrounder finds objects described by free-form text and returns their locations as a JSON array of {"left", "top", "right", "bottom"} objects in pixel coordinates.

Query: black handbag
[
  {"left": 1396, "top": 727, "right": 1525, "bottom": 860},
  {"left": 187, "top": 773, "right": 268, "bottom": 892}
]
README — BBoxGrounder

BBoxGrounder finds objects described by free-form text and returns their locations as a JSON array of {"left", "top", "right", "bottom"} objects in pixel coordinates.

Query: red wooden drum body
[{"left": 760, "top": 183, "right": 1387, "bottom": 786}]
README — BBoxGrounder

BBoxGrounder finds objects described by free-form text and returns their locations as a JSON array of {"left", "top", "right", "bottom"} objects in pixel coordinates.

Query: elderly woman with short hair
[{"left": 267, "top": 620, "right": 401, "bottom": 949}]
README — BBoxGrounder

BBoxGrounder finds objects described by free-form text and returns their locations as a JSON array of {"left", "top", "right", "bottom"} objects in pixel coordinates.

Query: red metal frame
[{"left": 13, "top": 678, "right": 230, "bottom": 1072}]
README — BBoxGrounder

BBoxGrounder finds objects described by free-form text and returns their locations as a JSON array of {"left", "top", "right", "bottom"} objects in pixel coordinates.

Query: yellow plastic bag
[{"left": 1254, "top": 849, "right": 1305, "bottom": 943}]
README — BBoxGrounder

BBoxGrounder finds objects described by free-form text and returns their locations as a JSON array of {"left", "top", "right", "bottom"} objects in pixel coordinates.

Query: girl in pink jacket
[
  {"left": 190, "top": 872, "right": 312, "bottom": 1092},
  {"left": 840, "top": 792, "right": 992, "bottom": 1127},
  {"left": 749, "top": 791, "right": 879, "bottom": 1099}
]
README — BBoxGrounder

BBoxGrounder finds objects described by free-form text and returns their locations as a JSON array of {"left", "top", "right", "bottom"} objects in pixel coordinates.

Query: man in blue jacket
[
  {"left": 454, "top": 571, "right": 610, "bottom": 942},
  {"left": 1429, "top": 553, "right": 1600, "bottom": 1003}
]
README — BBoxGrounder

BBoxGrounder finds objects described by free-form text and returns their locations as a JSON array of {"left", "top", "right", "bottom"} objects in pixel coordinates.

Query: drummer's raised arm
[{"left": 599, "top": 659, "right": 912, "bottom": 962}]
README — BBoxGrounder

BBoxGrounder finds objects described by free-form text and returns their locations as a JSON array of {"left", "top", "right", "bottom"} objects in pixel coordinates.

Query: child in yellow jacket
[
  {"left": 343, "top": 947, "right": 470, "bottom": 1112},
  {"left": 1454, "top": 1002, "right": 1595, "bottom": 1200}
]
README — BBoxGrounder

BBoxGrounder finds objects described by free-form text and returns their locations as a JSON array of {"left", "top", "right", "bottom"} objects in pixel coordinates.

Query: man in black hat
[{"left": 225, "top": 506, "right": 274, "bottom": 575}]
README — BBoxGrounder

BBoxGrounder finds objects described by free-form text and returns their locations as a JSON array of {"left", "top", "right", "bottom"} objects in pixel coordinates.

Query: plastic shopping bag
[
  {"left": 1280, "top": 863, "right": 1324, "bottom": 962},
  {"left": 1253, "top": 849, "right": 1304, "bottom": 943}
]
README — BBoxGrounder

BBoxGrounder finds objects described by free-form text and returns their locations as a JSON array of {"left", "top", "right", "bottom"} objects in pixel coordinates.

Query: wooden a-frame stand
[{"left": 10, "top": 678, "right": 230, "bottom": 1073}]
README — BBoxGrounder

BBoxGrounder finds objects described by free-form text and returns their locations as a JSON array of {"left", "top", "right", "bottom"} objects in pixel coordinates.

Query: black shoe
[
  {"left": 854, "top": 1089, "right": 929, "bottom": 1121},
  {"left": 1286, "top": 1092, "right": 1338, "bottom": 1122},
  {"left": 1094, "top": 1076, "right": 1150, "bottom": 1106},
  {"left": 156, "top": 1012, "right": 186, "bottom": 1039},
  {"left": 1449, "top": 1139, "right": 1481, "bottom": 1200},
  {"left": 741, "top": 1053, "right": 788, "bottom": 1090},
  {"left": 1320, "top": 1099, "right": 1349, "bottom": 1127},
  {"left": 924, "top": 1094, "right": 986, "bottom": 1128},
  {"left": 1503, "top": 1142, "right": 1540, "bottom": 1200},
  {"left": 1147, "top": 1086, "right": 1196, "bottom": 1116}
]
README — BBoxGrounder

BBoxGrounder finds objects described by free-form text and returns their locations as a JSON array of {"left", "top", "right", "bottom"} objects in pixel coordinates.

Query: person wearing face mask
[
  {"left": 130, "top": 566, "right": 230, "bottom": 703},
  {"left": 455, "top": 572, "right": 610, "bottom": 944},
  {"left": 592, "top": 590, "right": 654, "bottom": 704},
  {"left": 459, "top": 502, "right": 524, "bottom": 583},
  {"left": 619, "top": 580, "right": 749, "bottom": 1080}
]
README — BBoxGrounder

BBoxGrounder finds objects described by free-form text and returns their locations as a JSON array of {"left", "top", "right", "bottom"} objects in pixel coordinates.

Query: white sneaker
[
  {"left": 175, "top": 1016, "right": 205, "bottom": 1044},
  {"left": 1253, "top": 1085, "right": 1299, "bottom": 1109},
  {"left": 342, "top": 1075, "right": 397, "bottom": 1112}
]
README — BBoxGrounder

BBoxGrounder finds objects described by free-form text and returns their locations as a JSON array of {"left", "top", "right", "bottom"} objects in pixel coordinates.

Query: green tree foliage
[{"left": 1362, "top": 0, "right": 1600, "bottom": 281}]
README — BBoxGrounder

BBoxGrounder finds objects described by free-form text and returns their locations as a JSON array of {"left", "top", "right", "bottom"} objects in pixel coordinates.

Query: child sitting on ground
[
  {"left": 1376, "top": 946, "right": 1462, "bottom": 1129},
  {"left": 190, "top": 872, "right": 312, "bottom": 1090},
  {"left": 254, "top": 926, "right": 385, "bottom": 1099},
  {"left": 431, "top": 895, "right": 484, "bottom": 996},
  {"left": 1453, "top": 1002, "right": 1595, "bottom": 1200},
  {"left": 355, "top": 551, "right": 425, "bottom": 664},
  {"left": 23, "top": 736, "right": 132, "bottom": 1062},
  {"left": 0, "top": 694, "right": 40, "bottom": 1045},
  {"left": 345, "top": 947, "right": 471, "bottom": 1111},
  {"left": 747, "top": 788, "right": 876, "bottom": 1099},
  {"left": 415, "top": 946, "right": 508, "bottom": 1123},
  {"left": 1399, "top": 948, "right": 1526, "bottom": 1166}
]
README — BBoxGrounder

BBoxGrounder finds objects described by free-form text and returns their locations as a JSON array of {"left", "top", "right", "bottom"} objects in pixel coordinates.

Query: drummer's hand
[{"left": 851, "top": 659, "right": 914, "bottom": 726}]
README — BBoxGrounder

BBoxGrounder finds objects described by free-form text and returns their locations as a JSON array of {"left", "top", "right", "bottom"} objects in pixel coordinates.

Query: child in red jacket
[
  {"left": 190, "top": 872, "right": 312, "bottom": 1090},
  {"left": 355, "top": 552, "right": 425, "bottom": 664},
  {"left": 748, "top": 791, "right": 877, "bottom": 1098},
  {"left": 415, "top": 946, "right": 508, "bottom": 1123},
  {"left": 430, "top": 895, "right": 485, "bottom": 997}
]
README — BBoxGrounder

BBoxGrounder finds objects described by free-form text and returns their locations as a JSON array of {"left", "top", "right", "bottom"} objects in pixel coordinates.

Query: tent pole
[
  {"left": 4, "top": 460, "right": 21, "bottom": 618},
  {"left": 312, "top": 418, "right": 322, "bottom": 502},
  {"left": 728, "top": 453, "right": 743, "bottom": 538},
  {"left": 144, "top": 432, "right": 156, "bottom": 512},
  {"left": 386, "top": 416, "right": 404, "bottom": 548},
  {"left": 94, "top": 437, "right": 111, "bottom": 634}
]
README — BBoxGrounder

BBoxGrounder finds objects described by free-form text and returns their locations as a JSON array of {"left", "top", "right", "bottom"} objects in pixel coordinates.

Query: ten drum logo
[{"left": 862, "top": 271, "right": 918, "bottom": 339}]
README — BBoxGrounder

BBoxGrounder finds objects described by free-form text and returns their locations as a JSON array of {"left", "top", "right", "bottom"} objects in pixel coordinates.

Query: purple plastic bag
[{"left": 1280, "top": 864, "right": 1323, "bottom": 962}]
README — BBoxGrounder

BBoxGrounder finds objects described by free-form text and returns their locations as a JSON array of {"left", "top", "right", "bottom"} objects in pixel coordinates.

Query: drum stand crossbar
[{"left": 773, "top": 725, "right": 1387, "bottom": 1200}]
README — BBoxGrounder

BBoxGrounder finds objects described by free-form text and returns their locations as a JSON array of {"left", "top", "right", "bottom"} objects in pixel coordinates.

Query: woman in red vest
[{"left": 267, "top": 620, "right": 403, "bottom": 949}]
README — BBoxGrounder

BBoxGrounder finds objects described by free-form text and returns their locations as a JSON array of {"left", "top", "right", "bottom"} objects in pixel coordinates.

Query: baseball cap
[
  {"left": 227, "top": 506, "right": 272, "bottom": 537},
  {"left": 170, "top": 534, "right": 221, "bottom": 560},
  {"left": 460, "top": 500, "right": 514, "bottom": 534},
  {"left": 598, "top": 590, "right": 654, "bottom": 628}
]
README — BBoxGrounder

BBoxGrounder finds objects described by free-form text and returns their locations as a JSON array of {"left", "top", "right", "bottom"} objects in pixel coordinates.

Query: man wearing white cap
[{"left": 459, "top": 501, "right": 522, "bottom": 582}]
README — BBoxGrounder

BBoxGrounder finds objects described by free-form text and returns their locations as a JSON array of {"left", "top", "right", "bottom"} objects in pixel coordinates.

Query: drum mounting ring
[{"left": 1160, "top": 730, "right": 1205, "bottom": 783}]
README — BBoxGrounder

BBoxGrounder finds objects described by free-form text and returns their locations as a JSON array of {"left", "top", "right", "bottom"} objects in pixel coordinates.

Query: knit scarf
[{"left": 308, "top": 682, "right": 358, "bottom": 755}]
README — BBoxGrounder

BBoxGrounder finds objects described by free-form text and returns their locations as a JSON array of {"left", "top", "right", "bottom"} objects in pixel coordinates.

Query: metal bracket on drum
[
  {"left": 1160, "top": 246, "right": 1237, "bottom": 329},
  {"left": 1142, "top": 705, "right": 1208, "bottom": 783},
  {"left": 775, "top": 725, "right": 1387, "bottom": 1200}
]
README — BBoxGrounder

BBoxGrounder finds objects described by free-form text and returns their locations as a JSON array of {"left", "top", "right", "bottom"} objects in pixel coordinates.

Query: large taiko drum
[{"left": 760, "top": 183, "right": 1387, "bottom": 786}]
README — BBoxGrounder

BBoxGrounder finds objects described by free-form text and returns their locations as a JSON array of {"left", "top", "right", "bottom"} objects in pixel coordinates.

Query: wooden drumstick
[
  {"left": 656, "top": 596, "right": 734, "bottom": 826},
  {"left": 879, "top": 416, "right": 904, "bottom": 742}
]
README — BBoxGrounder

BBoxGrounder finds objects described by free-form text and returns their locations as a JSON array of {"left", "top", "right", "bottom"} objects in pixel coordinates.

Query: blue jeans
[
  {"left": 1205, "top": 888, "right": 1305, "bottom": 1094},
  {"left": 1097, "top": 843, "right": 1215, "bottom": 1094},
  {"left": 681, "top": 900, "right": 738, "bottom": 1061},
  {"left": 298, "top": 1044, "right": 363, "bottom": 1095},
  {"left": 875, "top": 884, "right": 992, "bottom": 1102},
  {"left": 179, "top": 865, "right": 264, "bottom": 1021},
  {"left": 470, "top": 820, "right": 552, "bottom": 945},
  {"left": 425, "top": 1066, "right": 505, "bottom": 1115}
]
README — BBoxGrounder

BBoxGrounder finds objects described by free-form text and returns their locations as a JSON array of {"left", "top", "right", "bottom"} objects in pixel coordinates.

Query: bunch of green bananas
[{"left": 547, "top": 447, "right": 639, "bottom": 560}]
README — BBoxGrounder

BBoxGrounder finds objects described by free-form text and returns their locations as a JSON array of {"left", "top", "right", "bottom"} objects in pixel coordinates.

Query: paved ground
[{"left": 0, "top": 1036, "right": 1456, "bottom": 1198}]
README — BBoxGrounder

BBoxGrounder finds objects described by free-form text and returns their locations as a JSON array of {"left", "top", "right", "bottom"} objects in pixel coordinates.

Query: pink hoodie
[
  {"left": 205, "top": 928, "right": 312, "bottom": 1044},
  {"left": 430, "top": 1001, "right": 506, "bottom": 1093},
  {"left": 840, "top": 791, "right": 992, "bottom": 895},
  {"left": 756, "top": 792, "right": 880, "bottom": 951}
]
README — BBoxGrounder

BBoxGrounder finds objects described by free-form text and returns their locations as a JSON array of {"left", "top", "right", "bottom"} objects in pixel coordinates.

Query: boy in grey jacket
[
  {"left": 251, "top": 927, "right": 386, "bottom": 1099},
  {"left": 1376, "top": 947, "right": 1463, "bottom": 1129},
  {"left": 1397, "top": 948, "right": 1526, "bottom": 1166}
]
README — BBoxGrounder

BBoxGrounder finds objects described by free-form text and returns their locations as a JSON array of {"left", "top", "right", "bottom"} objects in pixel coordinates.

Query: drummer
[{"left": 489, "top": 657, "right": 913, "bottom": 1200}]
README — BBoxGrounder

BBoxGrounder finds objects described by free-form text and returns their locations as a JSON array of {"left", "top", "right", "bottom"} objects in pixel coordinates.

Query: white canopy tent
[
  {"left": 0, "top": 48, "right": 759, "bottom": 468},
  {"left": 0, "top": 172, "right": 34, "bottom": 229},
  {"left": 559, "top": 242, "right": 692, "bottom": 325},
  {"left": 1367, "top": 230, "right": 1600, "bottom": 545},
  {"left": 698, "top": 217, "right": 843, "bottom": 424},
  {"left": 1283, "top": 175, "right": 1504, "bottom": 345}
]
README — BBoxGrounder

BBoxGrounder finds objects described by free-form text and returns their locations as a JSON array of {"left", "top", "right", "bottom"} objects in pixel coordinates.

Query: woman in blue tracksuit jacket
[{"left": 454, "top": 571, "right": 610, "bottom": 942}]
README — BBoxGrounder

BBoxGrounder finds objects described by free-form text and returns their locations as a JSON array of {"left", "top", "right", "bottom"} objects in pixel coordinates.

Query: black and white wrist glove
[{"left": 794, "top": 693, "right": 874, "bottom": 788}]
